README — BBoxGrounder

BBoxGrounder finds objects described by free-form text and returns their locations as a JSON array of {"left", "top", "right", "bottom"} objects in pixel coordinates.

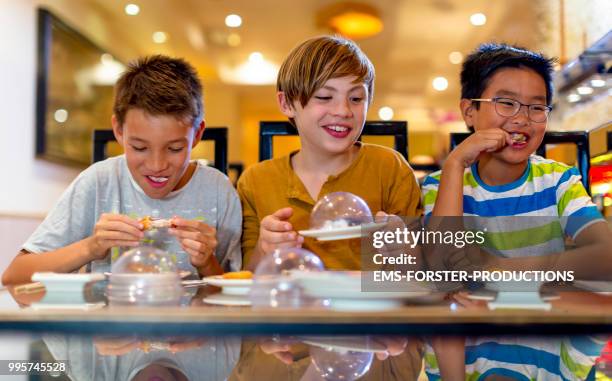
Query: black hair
[{"left": 461, "top": 43, "right": 556, "bottom": 106}]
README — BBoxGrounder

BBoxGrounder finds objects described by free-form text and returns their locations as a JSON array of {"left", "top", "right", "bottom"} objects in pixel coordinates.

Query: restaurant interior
[{"left": 0, "top": 0, "right": 611, "bottom": 380}]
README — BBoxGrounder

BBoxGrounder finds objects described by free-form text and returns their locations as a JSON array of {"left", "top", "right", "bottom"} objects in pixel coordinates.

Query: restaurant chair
[
  {"left": 450, "top": 131, "right": 591, "bottom": 192},
  {"left": 92, "top": 128, "right": 229, "bottom": 174},
  {"left": 258, "top": 120, "right": 408, "bottom": 161}
]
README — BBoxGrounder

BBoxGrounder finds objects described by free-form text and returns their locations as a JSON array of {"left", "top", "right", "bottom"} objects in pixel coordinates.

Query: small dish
[
  {"left": 299, "top": 222, "right": 386, "bottom": 241},
  {"left": 203, "top": 293, "right": 251, "bottom": 306},
  {"left": 202, "top": 275, "right": 253, "bottom": 296},
  {"left": 31, "top": 272, "right": 105, "bottom": 305}
]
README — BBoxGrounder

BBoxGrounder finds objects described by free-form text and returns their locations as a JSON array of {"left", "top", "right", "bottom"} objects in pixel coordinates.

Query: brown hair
[
  {"left": 277, "top": 35, "right": 375, "bottom": 108},
  {"left": 113, "top": 55, "right": 203, "bottom": 127}
]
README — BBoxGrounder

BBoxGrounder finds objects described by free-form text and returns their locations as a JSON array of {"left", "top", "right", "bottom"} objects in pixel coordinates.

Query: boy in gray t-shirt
[{"left": 2, "top": 55, "right": 241, "bottom": 285}]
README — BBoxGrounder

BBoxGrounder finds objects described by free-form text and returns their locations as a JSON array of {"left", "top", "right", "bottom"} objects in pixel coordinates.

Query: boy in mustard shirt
[{"left": 237, "top": 35, "right": 421, "bottom": 272}]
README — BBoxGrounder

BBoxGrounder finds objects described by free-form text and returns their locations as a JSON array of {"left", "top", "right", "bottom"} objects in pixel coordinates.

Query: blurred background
[{"left": 0, "top": 1, "right": 610, "bottom": 266}]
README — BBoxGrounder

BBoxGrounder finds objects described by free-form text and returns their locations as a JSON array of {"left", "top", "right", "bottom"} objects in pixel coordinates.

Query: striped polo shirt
[{"left": 421, "top": 155, "right": 606, "bottom": 381}]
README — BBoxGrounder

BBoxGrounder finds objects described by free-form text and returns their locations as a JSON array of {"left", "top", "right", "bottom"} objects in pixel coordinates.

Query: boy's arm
[
  {"left": 495, "top": 220, "right": 612, "bottom": 278},
  {"left": 3, "top": 243, "right": 98, "bottom": 285},
  {"left": 2, "top": 213, "right": 143, "bottom": 285}
]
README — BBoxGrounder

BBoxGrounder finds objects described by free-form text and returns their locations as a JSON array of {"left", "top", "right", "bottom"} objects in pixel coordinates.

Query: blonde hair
[{"left": 277, "top": 35, "right": 375, "bottom": 108}]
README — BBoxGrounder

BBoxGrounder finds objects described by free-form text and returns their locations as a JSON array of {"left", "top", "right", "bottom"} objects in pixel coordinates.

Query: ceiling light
[
  {"left": 432, "top": 77, "right": 448, "bottom": 91},
  {"left": 470, "top": 13, "right": 486, "bottom": 26},
  {"left": 567, "top": 93, "right": 581, "bottom": 103},
  {"left": 590, "top": 79, "right": 606, "bottom": 88},
  {"left": 100, "top": 53, "right": 114, "bottom": 65},
  {"left": 219, "top": 56, "right": 280, "bottom": 85},
  {"left": 449, "top": 51, "right": 463, "bottom": 65},
  {"left": 576, "top": 86, "right": 594, "bottom": 95},
  {"left": 249, "top": 52, "right": 264, "bottom": 63},
  {"left": 152, "top": 31, "right": 167, "bottom": 44},
  {"left": 54, "top": 109, "right": 68, "bottom": 123},
  {"left": 317, "top": 3, "right": 383, "bottom": 39},
  {"left": 378, "top": 106, "right": 394, "bottom": 121},
  {"left": 124, "top": 4, "right": 140, "bottom": 16},
  {"left": 225, "top": 14, "right": 242, "bottom": 28}
]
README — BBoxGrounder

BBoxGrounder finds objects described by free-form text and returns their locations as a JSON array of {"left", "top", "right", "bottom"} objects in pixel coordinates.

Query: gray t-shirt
[
  {"left": 43, "top": 334, "right": 241, "bottom": 381},
  {"left": 23, "top": 155, "right": 242, "bottom": 273}
]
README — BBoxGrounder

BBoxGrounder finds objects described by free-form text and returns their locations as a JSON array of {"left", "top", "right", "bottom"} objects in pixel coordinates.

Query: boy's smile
[{"left": 112, "top": 109, "right": 204, "bottom": 199}]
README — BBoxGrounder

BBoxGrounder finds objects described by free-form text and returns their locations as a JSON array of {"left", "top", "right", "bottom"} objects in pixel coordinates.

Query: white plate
[
  {"left": 202, "top": 275, "right": 253, "bottom": 296},
  {"left": 299, "top": 336, "right": 387, "bottom": 353},
  {"left": 467, "top": 289, "right": 559, "bottom": 302},
  {"left": 295, "top": 271, "right": 447, "bottom": 311},
  {"left": 299, "top": 222, "right": 387, "bottom": 241},
  {"left": 203, "top": 293, "right": 251, "bottom": 306}
]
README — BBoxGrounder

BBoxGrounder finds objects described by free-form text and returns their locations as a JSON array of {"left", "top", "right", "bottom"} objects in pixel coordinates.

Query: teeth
[
  {"left": 148, "top": 176, "right": 168, "bottom": 183},
  {"left": 327, "top": 125, "right": 348, "bottom": 132},
  {"left": 510, "top": 133, "right": 527, "bottom": 143}
]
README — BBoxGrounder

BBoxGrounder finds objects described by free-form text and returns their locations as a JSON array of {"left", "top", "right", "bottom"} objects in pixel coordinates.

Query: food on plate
[
  {"left": 222, "top": 271, "right": 253, "bottom": 279},
  {"left": 320, "top": 219, "right": 350, "bottom": 230}
]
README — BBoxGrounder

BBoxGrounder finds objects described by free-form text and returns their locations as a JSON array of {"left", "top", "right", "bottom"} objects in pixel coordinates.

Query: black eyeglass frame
[{"left": 470, "top": 97, "right": 552, "bottom": 123}]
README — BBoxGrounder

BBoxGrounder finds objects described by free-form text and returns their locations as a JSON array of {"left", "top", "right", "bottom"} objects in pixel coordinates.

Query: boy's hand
[
  {"left": 447, "top": 129, "right": 511, "bottom": 169},
  {"left": 169, "top": 217, "right": 221, "bottom": 275},
  {"left": 88, "top": 213, "right": 143, "bottom": 260},
  {"left": 256, "top": 207, "right": 304, "bottom": 256}
]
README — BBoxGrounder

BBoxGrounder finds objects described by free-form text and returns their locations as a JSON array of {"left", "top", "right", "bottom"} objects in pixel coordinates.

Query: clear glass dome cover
[
  {"left": 107, "top": 246, "right": 183, "bottom": 306},
  {"left": 111, "top": 246, "right": 178, "bottom": 274},
  {"left": 249, "top": 248, "right": 325, "bottom": 308},
  {"left": 310, "top": 345, "right": 374, "bottom": 381},
  {"left": 310, "top": 192, "right": 373, "bottom": 230}
]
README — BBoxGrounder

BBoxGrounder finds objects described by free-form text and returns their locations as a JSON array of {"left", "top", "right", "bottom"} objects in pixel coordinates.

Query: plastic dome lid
[{"left": 310, "top": 192, "right": 373, "bottom": 230}]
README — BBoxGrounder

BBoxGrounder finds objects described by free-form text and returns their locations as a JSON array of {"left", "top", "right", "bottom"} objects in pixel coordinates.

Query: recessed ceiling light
[
  {"left": 124, "top": 4, "right": 140, "bottom": 16},
  {"left": 590, "top": 79, "right": 605, "bottom": 88},
  {"left": 225, "top": 14, "right": 242, "bottom": 28},
  {"left": 100, "top": 53, "right": 114, "bottom": 65},
  {"left": 470, "top": 13, "right": 486, "bottom": 26},
  {"left": 576, "top": 86, "right": 594, "bottom": 95},
  {"left": 449, "top": 51, "right": 463, "bottom": 65},
  {"left": 152, "top": 31, "right": 167, "bottom": 44},
  {"left": 378, "top": 106, "right": 394, "bottom": 121},
  {"left": 432, "top": 77, "right": 448, "bottom": 91},
  {"left": 249, "top": 52, "right": 264, "bottom": 63},
  {"left": 567, "top": 93, "right": 581, "bottom": 103},
  {"left": 54, "top": 109, "right": 68, "bottom": 123}
]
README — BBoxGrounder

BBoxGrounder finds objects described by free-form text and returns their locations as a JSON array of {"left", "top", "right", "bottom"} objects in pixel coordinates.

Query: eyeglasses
[{"left": 470, "top": 97, "right": 552, "bottom": 123}]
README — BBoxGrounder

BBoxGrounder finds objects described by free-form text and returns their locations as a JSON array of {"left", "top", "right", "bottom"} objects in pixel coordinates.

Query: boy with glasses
[{"left": 422, "top": 43, "right": 611, "bottom": 380}]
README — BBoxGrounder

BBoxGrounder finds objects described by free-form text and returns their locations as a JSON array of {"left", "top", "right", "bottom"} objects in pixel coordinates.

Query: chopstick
[{"left": 13, "top": 282, "right": 45, "bottom": 294}]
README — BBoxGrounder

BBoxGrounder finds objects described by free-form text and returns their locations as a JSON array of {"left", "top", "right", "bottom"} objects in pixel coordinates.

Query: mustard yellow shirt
[{"left": 237, "top": 143, "right": 421, "bottom": 270}]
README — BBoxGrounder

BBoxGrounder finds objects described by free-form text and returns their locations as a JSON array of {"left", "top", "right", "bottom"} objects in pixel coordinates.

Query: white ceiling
[{"left": 87, "top": 0, "right": 543, "bottom": 117}]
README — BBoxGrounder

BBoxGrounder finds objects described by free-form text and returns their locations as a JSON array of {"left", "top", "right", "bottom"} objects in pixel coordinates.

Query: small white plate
[
  {"left": 299, "top": 222, "right": 386, "bottom": 241},
  {"left": 31, "top": 272, "right": 105, "bottom": 305},
  {"left": 203, "top": 293, "right": 251, "bottom": 306},
  {"left": 202, "top": 276, "right": 253, "bottom": 296},
  {"left": 299, "top": 336, "right": 387, "bottom": 353},
  {"left": 467, "top": 289, "right": 559, "bottom": 302}
]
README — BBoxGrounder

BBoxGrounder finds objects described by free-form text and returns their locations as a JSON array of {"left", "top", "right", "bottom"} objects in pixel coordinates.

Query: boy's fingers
[
  {"left": 262, "top": 216, "right": 293, "bottom": 232},
  {"left": 272, "top": 207, "right": 293, "bottom": 220},
  {"left": 262, "top": 230, "right": 299, "bottom": 243},
  {"left": 102, "top": 214, "right": 143, "bottom": 229},
  {"left": 98, "top": 221, "right": 144, "bottom": 238}
]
